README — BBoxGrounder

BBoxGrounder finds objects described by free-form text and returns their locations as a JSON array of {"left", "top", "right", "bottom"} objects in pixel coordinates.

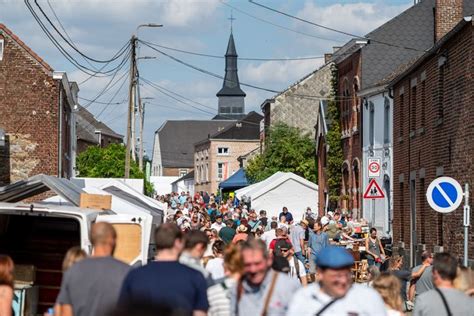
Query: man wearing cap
[
  {"left": 289, "top": 220, "right": 308, "bottom": 264},
  {"left": 287, "top": 246, "right": 387, "bottom": 315}
]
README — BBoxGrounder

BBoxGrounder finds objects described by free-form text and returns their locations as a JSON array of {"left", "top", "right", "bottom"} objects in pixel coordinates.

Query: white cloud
[
  {"left": 296, "top": 1, "right": 411, "bottom": 38},
  {"left": 242, "top": 58, "right": 324, "bottom": 85}
]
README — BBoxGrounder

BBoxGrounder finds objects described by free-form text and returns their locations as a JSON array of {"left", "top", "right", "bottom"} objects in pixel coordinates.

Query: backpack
[{"left": 273, "top": 239, "right": 289, "bottom": 257}]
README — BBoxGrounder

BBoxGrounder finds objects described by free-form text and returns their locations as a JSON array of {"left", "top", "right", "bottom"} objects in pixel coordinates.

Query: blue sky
[{"left": 1, "top": 0, "right": 413, "bottom": 155}]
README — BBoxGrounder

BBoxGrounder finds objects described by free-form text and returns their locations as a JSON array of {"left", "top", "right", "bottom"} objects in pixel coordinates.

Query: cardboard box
[{"left": 79, "top": 193, "right": 112, "bottom": 210}]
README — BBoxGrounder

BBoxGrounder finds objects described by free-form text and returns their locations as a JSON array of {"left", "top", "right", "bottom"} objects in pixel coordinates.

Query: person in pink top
[{"left": 232, "top": 225, "right": 249, "bottom": 244}]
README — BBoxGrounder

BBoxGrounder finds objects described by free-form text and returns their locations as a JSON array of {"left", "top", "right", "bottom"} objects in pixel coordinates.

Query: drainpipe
[{"left": 58, "top": 82, "right": 63, "bottom": 178}]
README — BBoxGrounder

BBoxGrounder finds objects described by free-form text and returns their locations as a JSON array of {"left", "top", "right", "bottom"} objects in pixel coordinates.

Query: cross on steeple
[{"left": 228, "top": 10, "right": 236, "bottom": 33}]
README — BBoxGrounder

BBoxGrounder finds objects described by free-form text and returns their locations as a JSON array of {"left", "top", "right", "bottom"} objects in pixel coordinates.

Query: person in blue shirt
[
  {"left": 307, "top": 221, "right": 329, "bottom": 278},
  {"left": 119, "top": 224, "right": 208, "bottom": 316},
  {"left": 279, "top": 206, "right": 294, "bottom": 224}
]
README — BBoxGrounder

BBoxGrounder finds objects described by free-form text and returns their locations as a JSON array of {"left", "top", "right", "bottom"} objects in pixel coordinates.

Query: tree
[
  {"left": 326, "top": 64, "right": 343, "bottom": 206},
  {"left": 246, "top": 123, "right": 316, "bottom": 183},
  {"left": 76, "top": 144, "right": 154, "bottom": 196}
]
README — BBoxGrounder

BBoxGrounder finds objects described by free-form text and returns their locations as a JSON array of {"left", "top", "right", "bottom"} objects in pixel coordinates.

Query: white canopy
[{"left": 236, "top": 172, "right": 318, "bottom": 221}]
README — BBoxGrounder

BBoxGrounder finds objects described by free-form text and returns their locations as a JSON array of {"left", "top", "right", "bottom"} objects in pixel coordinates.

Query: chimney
[
  {"left": 435, "top": 0, "right": 463, "bottom": 42},
  {"left": 324, "top": 53, "right": 333, "bottom": 64}
]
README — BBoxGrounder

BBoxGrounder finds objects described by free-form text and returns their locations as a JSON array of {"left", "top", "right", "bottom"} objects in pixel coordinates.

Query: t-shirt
[
  {"left": 260, "top": 230, "right": 277, "bottom": 248},
  {"left": 57, "top": 256, "right": 130, "bottom": 316},
  {"left": 231, "top": 271, "right": 300, "bottom": 316},
  {"left": 211, "top": 222, "right": 226, "bottom": 232},
  {"left": 412, "top": 265, "right": 434, "bottom": 296},
  {"left": 205, "top": 257, "right": 225, "bottom": 280},
  {"left": 287, "top": 283, "right": 387, "bottom": 316},
  {"left": 207, "top": 278, "right": 237, "bottom": 316},
  {"left": 218, "top": 226, "right": 236, "bottom": 244},
  {"left": 279, "top": 211, "right": 294, "bottom": 223},
  {"left": 289, "top": 224, "right": 305, "bottom": 253},
  {"left": 308, "top": 230, "right": 329, "bottom": 257},
  {"left": 392, "top": 270, "right": 411, "bottom": 301},
  {"left": 119, "top": 261, "right": 208, "bottom": 314},
  {"left": 413, "top": 287, "right": 474, "bottom": 316},
  {"left": 288, "top": 257, "right": 306, "bottom": 281}
]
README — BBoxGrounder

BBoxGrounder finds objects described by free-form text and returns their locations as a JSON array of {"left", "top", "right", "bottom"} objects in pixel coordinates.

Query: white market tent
[{"left": 235, "top": 172, "right": 318, "bottom": 221}]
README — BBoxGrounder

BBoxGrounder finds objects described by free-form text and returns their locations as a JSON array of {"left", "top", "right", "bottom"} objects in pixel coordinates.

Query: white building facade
[{"left": 360, "top": 86, "right": 393, "bottom": 236}]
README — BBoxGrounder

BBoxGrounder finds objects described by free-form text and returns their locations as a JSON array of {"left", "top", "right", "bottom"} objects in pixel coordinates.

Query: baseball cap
[{"left": 315, "top": 246, "right": 354, "bottom": 269}]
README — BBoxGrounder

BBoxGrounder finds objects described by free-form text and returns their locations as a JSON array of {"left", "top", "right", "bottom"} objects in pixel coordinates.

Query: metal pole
[
  {"left": 464, "top": 183, "right": 470, "bottom": 267},
  {"left": 125, "top": 36, "right": 136, "bottom": 178},
  {"left": 372, "top": 198, "right": 375, "bottom": 227}
]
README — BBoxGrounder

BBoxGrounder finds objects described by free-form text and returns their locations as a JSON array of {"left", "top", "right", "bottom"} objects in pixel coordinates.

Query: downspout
[{"left": 58, "top": 82, "right": 63, "bottom": 178}]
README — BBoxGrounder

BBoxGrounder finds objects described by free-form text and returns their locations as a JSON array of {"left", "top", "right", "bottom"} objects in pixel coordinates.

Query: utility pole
[{"left": 125, "top": 36, "right": 137, "bottom": 178}]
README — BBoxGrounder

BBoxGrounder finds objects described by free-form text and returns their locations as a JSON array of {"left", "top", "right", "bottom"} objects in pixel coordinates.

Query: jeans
[
  {"left": 294, "top": 251, "right": 305, "bottom": 264},
  {"left": 309, "top": 253, "right": 318, "bottom": 274},
  {"left": 367, "top": 258, "right": 381, "bottom": 269}
]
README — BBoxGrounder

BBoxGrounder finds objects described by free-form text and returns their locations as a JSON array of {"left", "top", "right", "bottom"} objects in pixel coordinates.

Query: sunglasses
[{"left": 280, "top": 248, "right": 290, "bottom": 252}]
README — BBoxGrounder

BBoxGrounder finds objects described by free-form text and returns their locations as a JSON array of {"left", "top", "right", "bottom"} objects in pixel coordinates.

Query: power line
[
  {"left": 139, "top": 40, "right": 351, "bottom": 101},
  {"left": 78, "top": 97, "right": 127, "bottom": 105},
  {"left": 25, "top": 0, "right": 131, "bottom": 77},
  {"left": 96, "top": 72, "right": 130, "bottom": 119},
  {"left": 83, "top": 70, "right": 129, "bottom": 109},
  {"left": 220, "top": 1, "right": 343, "bottom": 43},
  {"left": 35, "top": 0, "right": 130, "bottom": 64},
  {"left": 249, "top": 0, "right": 426, "bottom": 53},
  {"left": 141, "top": 40, "right": 327, "bottom": 61}
]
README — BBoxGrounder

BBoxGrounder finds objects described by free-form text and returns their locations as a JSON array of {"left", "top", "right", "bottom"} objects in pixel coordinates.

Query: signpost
[
  {"left": 368, "top": 158, "right": 381, "bottom": 178},
  {"left": 426, "top": 177, "right": 470, "bottom": 266},
  {"left": 364, "top": 178, "right": 385, "bottom": 227}
]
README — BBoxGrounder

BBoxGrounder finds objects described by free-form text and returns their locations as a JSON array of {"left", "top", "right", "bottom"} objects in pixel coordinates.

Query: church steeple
[
  {"left": 216, "top": 32, "right": 246, "bottom": 118},
  {"left": 217, "top": 33, "right": 246, "bottom": 97}
]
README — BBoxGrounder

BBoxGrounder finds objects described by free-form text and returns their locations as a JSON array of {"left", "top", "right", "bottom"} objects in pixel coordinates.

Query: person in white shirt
[
  {"left": 205, "top": 240, "right": 225, "bottom": 281},
  {"left": 287, "top": 246, "right": 387, "bottom": 316},
  {"left": 211, "top": 215, "right": 226, "bottom": 232},
  {"left": 260, "top": 221, "right": 278, "bottom": 248}
]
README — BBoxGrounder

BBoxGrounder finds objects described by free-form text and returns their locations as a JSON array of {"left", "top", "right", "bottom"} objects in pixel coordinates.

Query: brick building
[
  {"left": 194, "top": 112, "right": 262, "bottom": 194},
  {"left": 389, "top": 15, "right": 473, "bottom": 265},
  {"left": 0, "top": 24, "right": 77, "bottom": 185}
]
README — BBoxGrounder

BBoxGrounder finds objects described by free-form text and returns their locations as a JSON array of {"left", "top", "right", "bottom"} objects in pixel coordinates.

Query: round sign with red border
[{"left": 369, "top": 161, "right": 380, "bottom": 174}]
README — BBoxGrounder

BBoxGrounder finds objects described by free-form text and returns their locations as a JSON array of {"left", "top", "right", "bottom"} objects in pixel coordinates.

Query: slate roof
[
  {"left": 206, "top": 111, "right": 263, "bottom": 141},
  {"left": 216, "top": 33, "right": 246, "bottom": 97},
  {"left": 76, "top": 106, "right": 123, "bottom": 143},
  {"left": 360, "top": 0, "right": 474, "bottom": 90},
  {"left": 157, "top": 120, "right": 235, "bottom": 168},
  {"left": 212, "top": 113, "right": 248, "bottom": 120},
  {"left": 388, "top": 16, "right": 473, "bottom": 88}
]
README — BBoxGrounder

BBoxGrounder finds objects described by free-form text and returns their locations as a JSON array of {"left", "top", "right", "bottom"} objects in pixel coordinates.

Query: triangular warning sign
[{"left": 363, "top": 179, "right": 385, "bottom": 199}]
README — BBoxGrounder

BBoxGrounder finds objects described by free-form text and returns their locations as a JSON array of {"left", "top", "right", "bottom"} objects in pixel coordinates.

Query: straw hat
[{"left": 237, "top": 224, "right": 248, "bottom": 233}]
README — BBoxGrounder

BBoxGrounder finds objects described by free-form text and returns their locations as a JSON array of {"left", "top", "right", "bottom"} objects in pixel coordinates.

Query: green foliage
[
  {"left": 245, "top": 123, "right": 316, "bottom": 183},
  {"left": 76, "top": 144, "right": 154, "bottom": 196},
  {"left": 326, "top": 64, "right": 343, "bottom": 203}
]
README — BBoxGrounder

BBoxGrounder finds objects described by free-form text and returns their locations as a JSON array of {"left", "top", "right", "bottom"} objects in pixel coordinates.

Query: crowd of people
[{"left": 0, "top": 190, "right": 473, "bottom": 315}]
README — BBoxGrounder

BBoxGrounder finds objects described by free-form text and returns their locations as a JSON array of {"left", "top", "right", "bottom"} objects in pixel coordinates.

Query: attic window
[
  {"left": 0, "top": 39, "right": 4, "bottom": 61},
  {"left": 217, "top": 147, "right": 229, "bottom": 156}
]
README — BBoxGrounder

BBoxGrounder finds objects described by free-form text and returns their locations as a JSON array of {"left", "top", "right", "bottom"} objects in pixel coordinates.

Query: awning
[
  {"left": 219, "top": 168, "right": 249, "bottom": 190},
  {"left": 0, "top": 174, "right": 83, "bottom": 205}
]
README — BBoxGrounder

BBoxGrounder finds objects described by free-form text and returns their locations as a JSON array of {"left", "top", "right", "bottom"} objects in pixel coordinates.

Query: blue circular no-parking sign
[{"left": 426, "top": 177, "right": 463, "bottom": 213}]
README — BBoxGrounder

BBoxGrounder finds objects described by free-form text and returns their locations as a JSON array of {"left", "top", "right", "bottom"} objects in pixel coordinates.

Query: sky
[{"left": 1, "top": 0, "right": 413, "bottom": 155}]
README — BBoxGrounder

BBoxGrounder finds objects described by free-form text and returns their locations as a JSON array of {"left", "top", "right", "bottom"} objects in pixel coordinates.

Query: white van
[{"left": 0, "top": 201, "right": 149, "bottom": 314}]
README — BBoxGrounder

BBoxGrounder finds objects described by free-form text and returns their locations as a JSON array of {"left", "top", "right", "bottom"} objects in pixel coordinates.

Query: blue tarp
[{"left": 219, "top": 168, "right": 249, "bottom": 190}]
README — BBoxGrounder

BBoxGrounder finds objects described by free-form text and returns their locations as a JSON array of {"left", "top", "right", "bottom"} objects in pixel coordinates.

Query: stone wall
[{"left": 265, "top": 62, "right": 332, "bottom": 137}]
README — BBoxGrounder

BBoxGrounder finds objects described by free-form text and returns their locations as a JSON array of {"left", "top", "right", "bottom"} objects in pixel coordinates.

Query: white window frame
[
  {"left": 0, "top": 39, "right": 4, "bottom": 61},
  {"left": 217, "top": 147, "right": 229, "bottom": 156},
  {"left": 217, "top": 162, "right": 224, "bottom": 180}
]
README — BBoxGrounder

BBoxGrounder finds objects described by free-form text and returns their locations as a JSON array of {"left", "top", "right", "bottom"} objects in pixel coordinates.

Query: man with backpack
[{"left": 280, "top": 240, "right": 307, "bottom": 286}]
